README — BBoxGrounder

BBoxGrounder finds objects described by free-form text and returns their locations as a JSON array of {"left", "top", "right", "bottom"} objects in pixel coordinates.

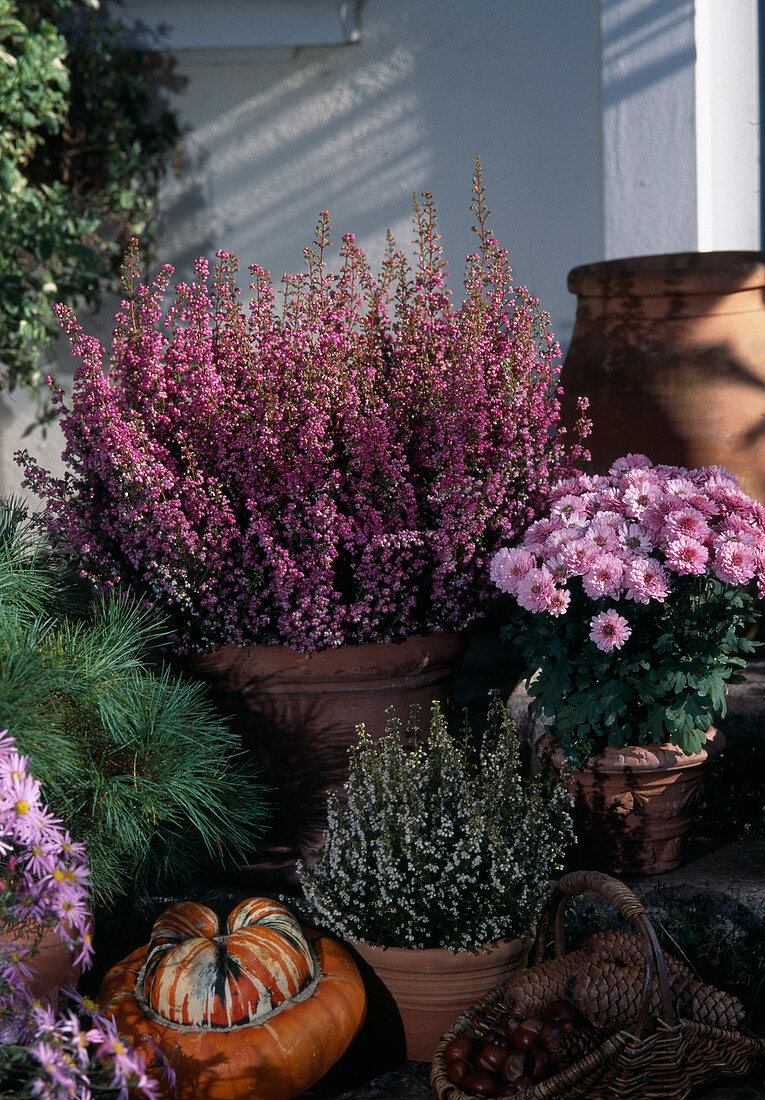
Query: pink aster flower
[
  {"left": 490, "top": 547, "right": 535, "bottom": 595},
  {"left": 581, "top": 552, "right": 625, "bottom": 599},
  {"left": 664, "top": 535, "right": 710, "bottom": 575},
  {"left": 516, "top": 566, "right": 556, "bottom": 612},
  {"left": 624, "top": 557, "right": 671, "bottom": 604},
  {"left": 589, "top": 609, "right": 632, "bottom": 651},
  {"left": 713, "top": 539, "right": 757, "bottom": 585}
]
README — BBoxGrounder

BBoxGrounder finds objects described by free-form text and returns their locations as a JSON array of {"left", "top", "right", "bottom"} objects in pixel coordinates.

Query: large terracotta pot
[
  {"left": 189, "top": 633, "right": 466, "bottom": 860},
  {"left": 349, "top": 936, "right": 529, "bottom": 1063},
  {"left": 560, "top": 251, "right": 765, "bottom": 501},
  {"left": 537, "top": 728, "right": 725, "bottom": 875},
  {"left": 0, "top": 919, "right": 85, "bottom": 1009}
]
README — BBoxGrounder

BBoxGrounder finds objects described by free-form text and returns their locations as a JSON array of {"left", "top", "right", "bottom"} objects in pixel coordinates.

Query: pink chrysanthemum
[
  {"left": 549, "top": 494, "right": 588, "bottom": 526},
  {"left": 547, "top": 587, "right": 571, "bottom": 616},
  {"left": 490, "top": 547, "right": 536, "bottom": 595},
  {"left": 663, "top": 507, "right": 712, "bottom": 545},
  {"left": 664, "top": 476, "right": 696, "bottom": 499},
  {"left": 523, "top": 517, "right": 564, "bottom": 548},
  {"left": 544, "top": 554, "right": 571, "bottom": 584},
  {"left": 623, "top": 478, "right": 662, "bottom": 519},
  {"left": 561, "top": 535, "right": 599, "bottom": 576},
  {"left": 617, "top": 522, "right": 653, "bottom": 557},
  {"left": 586, "top": 520, "right": 620, "bottom": 552},
  {"left": 713, "top": 539, "right": 757, "bottom": 585},
  {"left": 516, "top": 566, "right": 556, "bottom": 612},
  {"left": 581, "top": 552, "right": 625, "bottom": 599},
  {"left": 610, "top": 453, "right": 652, "bottom": 473},
  {"left": 664, "top": 535, "right": 709, "bottom": 575},
  {"left": 589, "top": 609, "right": 632, "bottom": 651},
  {"left": 625, "top": 557, "right": 671, "bottom": 604}
]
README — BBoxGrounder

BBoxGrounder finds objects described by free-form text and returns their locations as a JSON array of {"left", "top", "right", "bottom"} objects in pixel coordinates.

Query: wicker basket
[{"left": 431, "top": 869, "right": 765, "bottom": 1100}]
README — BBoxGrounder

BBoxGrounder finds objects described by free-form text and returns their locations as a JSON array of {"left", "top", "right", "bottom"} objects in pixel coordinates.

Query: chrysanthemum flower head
[{"left": 589, "top": 609, "right": 632, "bottom": 651}]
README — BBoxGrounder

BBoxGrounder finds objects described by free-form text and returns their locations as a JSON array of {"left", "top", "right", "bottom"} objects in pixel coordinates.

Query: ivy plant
[{"left": 0, "top": 0, "right": 180, "bottom": 423}]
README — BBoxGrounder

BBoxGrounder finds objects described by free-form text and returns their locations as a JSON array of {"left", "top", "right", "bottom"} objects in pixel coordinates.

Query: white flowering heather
[
  {"left": 297, "top": 700, "right": 573, "bottom": 951},
  {"left": 492, "top": 456, "right": 765, "bottom": 764}
]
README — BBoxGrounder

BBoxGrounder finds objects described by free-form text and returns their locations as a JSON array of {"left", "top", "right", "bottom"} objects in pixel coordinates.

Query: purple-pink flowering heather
[
  {"left": 0, "top": 730, "right": 165, "bottom": 1099},
  {"left": 492, "top": 456, "right": 765, "bottom": 763},
  {"left": 20, "top": 163, "right": 589, "bottom": 653}
]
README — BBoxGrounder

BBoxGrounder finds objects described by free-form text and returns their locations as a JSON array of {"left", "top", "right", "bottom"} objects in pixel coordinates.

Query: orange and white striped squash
[{"left": 98, "top": 897, "right": 366, "bottom": 1100}]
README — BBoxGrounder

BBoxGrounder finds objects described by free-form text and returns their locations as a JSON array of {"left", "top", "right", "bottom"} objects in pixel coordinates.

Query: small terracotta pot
[
  {"left": 0, "top": 919, "right": 85, "bottom": 1009},
  {"left": 349, "top": 936, "right": 529, "bottom": 1063},
  {"left": 537, "top": 728, "right": 725, "bottom": 875},
  {"left": 189, "top": 633, "right": 466, "bottom": 859},
  {"left": 560, "top": 251, "right": 765, "bottom": 502}
]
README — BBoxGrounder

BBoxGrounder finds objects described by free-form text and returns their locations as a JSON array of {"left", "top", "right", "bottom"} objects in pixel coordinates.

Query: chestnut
[
  {"left": 445, "top": 1035, "right": 476, "bottom": 1062},
  {"left": 501, "top": 1014, "right": 524, "bottom": 1041},
  {"left": 479, "top": 1043, "right": 512, "bottom": 1073},
  {"left": 502, "top": 1052, "right": 528, "bottom": 1082},
  {"left": 446, "top": 1057, "right": 472, "bottom": 1085},
  {"left": 539, "top": 1018, "right": 574, "bottom": 1049},
  {"left": 496, "top": 1086, "right": 519, "bottom": 1097},
  {"left": 462, "top": 1069, "right": 499, "bottom": 1096},
  {"left": 542, "top": 998, "right": 577, "bottom": 1023},
  {"left": 482, "top": 1027, "right": 508, "bottom": 1048},
  {"left": 515, "top": 1076, "right": 536, "bottom": 1092},
  {"left": 512, "top": 1018, "right": 543, "bottom": 1051},
  {"left": 529, "top": 1046, "right": 550, "bottom": 1079}
]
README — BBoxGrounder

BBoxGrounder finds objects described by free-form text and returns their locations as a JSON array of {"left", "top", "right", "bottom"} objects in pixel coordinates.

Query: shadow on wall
[
  {"left": 600, "top": 0, "right": 696, "bottom": 108},
  {"left": 156, "top": 43, "right": 432, "bottom": 281}
]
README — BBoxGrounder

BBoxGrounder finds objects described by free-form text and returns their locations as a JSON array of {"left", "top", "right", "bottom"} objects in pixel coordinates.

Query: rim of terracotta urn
[
  {"left": 537, "top": 726, "right": 725, "bottom": 774},
  {"left": 568, "top": 250, "right": 765, "bottom": 299},
  {"left": 349, "top": 935, "right": 529, "bottom": 970},
  {"left": 193, "top": 630, "right": 468, "bottom": 681}
]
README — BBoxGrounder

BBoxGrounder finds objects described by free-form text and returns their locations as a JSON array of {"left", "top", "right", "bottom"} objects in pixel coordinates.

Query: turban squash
[{"left": 98, "top": 897, "right": 366, "bottom": 1100}]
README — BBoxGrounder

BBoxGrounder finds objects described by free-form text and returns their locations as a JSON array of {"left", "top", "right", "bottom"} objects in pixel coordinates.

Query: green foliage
[
  {"left": 0, "top": 497, "right": 268, "bottom": 905},
  {"left": 298, "top": 697, "right": 574, "bottom": 950},
  {"left": 504, "top": 575, "right": 759, "bottom": 764},
  {"left": 0, "top": 0, "right": 180, "bottom": 419}
]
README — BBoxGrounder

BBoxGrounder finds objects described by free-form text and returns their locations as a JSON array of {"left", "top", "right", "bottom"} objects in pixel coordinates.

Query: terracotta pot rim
[
  {"left": 348, "top": 935, "right": 528, "bottom": 960},
  {"left": 568, "top": 250, "right": 765, "bottom": 298},
  {"left": 538, "top": 726, "right": 725, "bottom": 773},
  {"left": 192, "top": 631, "right": 468, "bottom": 682}
]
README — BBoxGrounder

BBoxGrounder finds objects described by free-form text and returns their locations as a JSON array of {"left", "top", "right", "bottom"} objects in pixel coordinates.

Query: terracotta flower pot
[
  {"left": 349, "top": 936, "right": 529, "bottom": 1063},
  {"left": 537, "top": 728, "right": 725, "bottom": 875},
  {"left": 189, "top": 633, "right": 466, "bottom": 860},
  {"left": 560, "top": 251, "right": 765, "bottom": 502},
  {"left": 0, "top": 919, "right": 85, "bottom": 1009}
]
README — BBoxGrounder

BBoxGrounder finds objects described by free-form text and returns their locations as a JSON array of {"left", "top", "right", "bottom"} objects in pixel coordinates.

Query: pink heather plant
[
  {"left": 20, "top": 162, "right": 588, "bottom": 653},
  {"left": 0, "top": 730, "right": 167, "bottom": 1098},
  {"left": 491, "top": 456, "right": 765, "bottom": 764}
]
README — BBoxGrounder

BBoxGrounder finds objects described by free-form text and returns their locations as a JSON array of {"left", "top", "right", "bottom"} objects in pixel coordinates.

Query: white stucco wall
[
  {"left": 2, "top": 0, "right": 760, "bottom": 500},
  {"left": 149, "top": 0, "right": 604, "bottom": 348}
]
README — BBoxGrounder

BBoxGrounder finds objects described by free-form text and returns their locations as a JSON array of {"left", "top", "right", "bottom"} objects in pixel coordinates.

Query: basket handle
[{"left": 530, "top": 869, "right": 677, "bottom": 1034}]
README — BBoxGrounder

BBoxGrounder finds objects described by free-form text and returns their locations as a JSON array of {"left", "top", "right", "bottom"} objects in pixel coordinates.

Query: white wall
[
  {"left": 2, "top": 0, "right": 760, "bottom": 500},
  {"left": 150, "top": 0, "right": 604, "bottom": 350}
]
